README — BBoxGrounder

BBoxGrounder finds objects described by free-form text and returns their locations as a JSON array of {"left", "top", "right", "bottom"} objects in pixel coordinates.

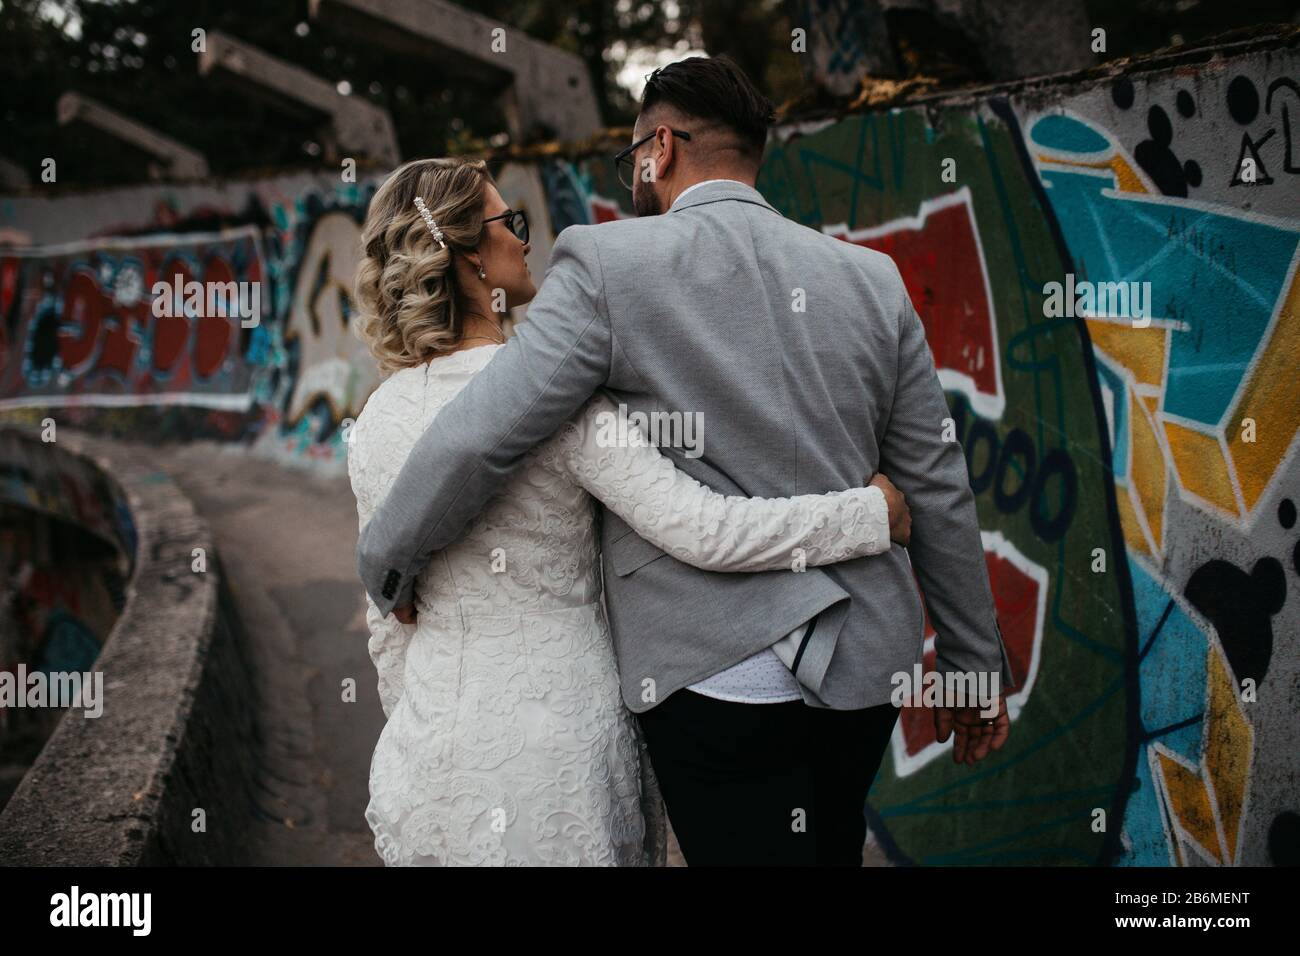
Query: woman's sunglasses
[{"left": 483, "top": 208, "right": 529, "bottom": 244}]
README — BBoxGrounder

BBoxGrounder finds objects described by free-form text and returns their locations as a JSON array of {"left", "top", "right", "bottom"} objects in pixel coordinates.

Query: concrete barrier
[
  {"left": 0, "top": 431, "right": 258, "bottom": 864},
  {"left": 56, "top": 92, "right": 210, "bottom": 180}
]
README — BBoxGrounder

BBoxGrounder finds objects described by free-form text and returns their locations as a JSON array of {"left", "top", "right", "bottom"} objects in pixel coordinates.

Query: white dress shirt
[{"left": 686, "top": 624, "right": 809, "bottom": 703}]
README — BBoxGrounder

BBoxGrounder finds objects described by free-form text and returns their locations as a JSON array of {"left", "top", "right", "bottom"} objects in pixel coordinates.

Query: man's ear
[{"left": 655, "top": 123, "right": 676, "bottom": 181}]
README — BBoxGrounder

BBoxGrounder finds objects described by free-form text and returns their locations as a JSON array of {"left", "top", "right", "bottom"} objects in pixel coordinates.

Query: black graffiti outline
[
  {"left": 989, "top": 95, "right": 1142, "bottom": 868},
  {"left": 1265, "top": 78, "right": 1300, "bottom": 175}
]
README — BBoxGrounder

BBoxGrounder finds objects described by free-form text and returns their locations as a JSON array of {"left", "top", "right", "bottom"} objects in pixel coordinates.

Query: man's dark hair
[{"left": 640, "top": 55, "right": 775, "bottom": 161}]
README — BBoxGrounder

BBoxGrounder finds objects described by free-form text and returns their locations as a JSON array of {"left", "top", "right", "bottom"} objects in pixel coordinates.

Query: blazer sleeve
[
  {"left": 357, "top": 225, "right": 613, "bottom": 615},
  {"left": 875, "top": 260, "right": 1018, "bottom": 695},
  {"left": 543, "top": 394, "right": 892, "bottom": 572}
]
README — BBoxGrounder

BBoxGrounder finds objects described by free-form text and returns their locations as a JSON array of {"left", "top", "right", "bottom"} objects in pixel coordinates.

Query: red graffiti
[
  {"left": 153, "top": 259, "right": 194, "bottom": 375},
  {"left": 1, "top": 256, "right": 17, "bottom": 320},
  {"left": 898, "top": 538, "right": 1042, "bottom": 761},
  {"left": 1, "top": 229, "right": 262, "bottom": 407},
  {"left": 97, "top": 310, "right": 142, "bottom": 379},
  {"left": 590, "top": 198, "right": 626, "bottom": 223},
  {"left": 196, "top": 256, "right": 237, "bottom": 378},
  {"left": 826, "top": 188, "right": 1003, "bottom": 418},
  {"left": 1, "top": 255, "right": 19, "bottom": 380},
  {"left": 58, "top": 270, "right": 107, "bottom": 371}
]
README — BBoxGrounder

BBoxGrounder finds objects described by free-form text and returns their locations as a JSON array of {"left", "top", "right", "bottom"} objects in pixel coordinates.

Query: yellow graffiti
[
  {"left": 1035, "top": 152, "right": 1149, "bottom": 195},
  {"left": 1087, "top": 253, "right": 1300, "bottom": 538},
  {"left": 1152, "top": 649, "right": 1253, "bottom": 865}
]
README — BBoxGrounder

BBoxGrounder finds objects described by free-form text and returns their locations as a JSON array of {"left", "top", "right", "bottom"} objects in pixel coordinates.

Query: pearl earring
[{"left": 477, "top": 265, "right": 486, "bottom": 280}]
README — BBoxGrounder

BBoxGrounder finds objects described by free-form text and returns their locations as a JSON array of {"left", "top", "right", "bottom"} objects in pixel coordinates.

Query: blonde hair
[{"left": 354, "top": 158, "right": 491, "bottom": 372}]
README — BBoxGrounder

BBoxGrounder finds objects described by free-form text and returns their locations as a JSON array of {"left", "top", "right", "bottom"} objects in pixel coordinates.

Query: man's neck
[{"left": 668, "top": 175, "right": 756, "bottom": 208}]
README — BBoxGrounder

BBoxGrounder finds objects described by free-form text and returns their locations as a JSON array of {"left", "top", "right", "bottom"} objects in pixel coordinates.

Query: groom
[{"left": 358, "top": 55, "right": 1016, "bottom": 866}]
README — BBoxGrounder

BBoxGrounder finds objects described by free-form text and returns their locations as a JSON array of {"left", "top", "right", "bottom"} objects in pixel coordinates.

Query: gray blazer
[{"left": 357, "top": 179, "right": 1016, "bottom": 712}]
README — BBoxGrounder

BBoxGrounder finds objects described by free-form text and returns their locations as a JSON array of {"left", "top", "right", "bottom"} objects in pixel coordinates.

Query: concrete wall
[
  {"left": 0, "top": 427, "right": 133, "bottom": 809},
  {"left": 1, "top": 32, "right": 1296, "bottom": 865},
  {"left": 0, "top": 429, "right": 258, "bottom": 864}
]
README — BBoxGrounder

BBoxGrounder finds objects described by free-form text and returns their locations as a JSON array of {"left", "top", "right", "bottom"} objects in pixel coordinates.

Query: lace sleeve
[
  {"left": 363, "top": 594, "right": 417, "bottom": 720},
  {"left": 543, "top": 394, "right": 891, "bottom": 573}
]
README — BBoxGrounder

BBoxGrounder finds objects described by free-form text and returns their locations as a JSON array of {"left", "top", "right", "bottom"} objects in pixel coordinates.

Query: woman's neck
[{"left": 450, "top": 310, "right": 507, "bottom": 352}]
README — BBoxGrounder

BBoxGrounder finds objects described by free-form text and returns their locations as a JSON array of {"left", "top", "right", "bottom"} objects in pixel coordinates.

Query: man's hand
[
  {"left": 934, "top": 694, "right": 1010, "bottom": 765},
  {"left": 868, "top": 473, "right": 911, "bottom": 546},
  {"left": 392, "top": 603, "right": 417, "bottom": 626}
]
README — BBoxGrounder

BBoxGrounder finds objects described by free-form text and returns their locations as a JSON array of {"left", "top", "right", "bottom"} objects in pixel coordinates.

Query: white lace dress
[{"left": 348, "top": 343, "right": 892, "bottom": 866}]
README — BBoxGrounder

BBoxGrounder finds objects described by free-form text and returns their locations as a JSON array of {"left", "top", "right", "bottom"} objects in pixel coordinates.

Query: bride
[{"left": 347, "top": 158, "right": 911, "bottom": 866}]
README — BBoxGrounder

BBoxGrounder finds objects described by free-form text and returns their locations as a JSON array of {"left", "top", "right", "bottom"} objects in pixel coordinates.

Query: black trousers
[{"left": 636, "top": 686, "right": 900, "bottom": 866}]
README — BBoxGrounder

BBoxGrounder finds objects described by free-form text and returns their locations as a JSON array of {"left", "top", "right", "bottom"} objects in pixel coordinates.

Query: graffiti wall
[
  {"left": 763, "top": 98, "right": 1136, "bottom": 867},
  {"left": 0, "top": 37, "right": 1295, "bottom": 866},
  {"left": 525, "top": 43, "right": 1298, "bottom": 867},
  {"left": 753, "top": 46, "right": 1293, "bottom": 867},
  {"left": 1, "top": 230, "right": 265, "bottom": 410},
  {"left": 1, "top": 170, "right": 373, "bottom": 462},
  {"left": 0, "top": 164, "right": 557, "bottom": 466},
  {"left": 1010, "top": 55, "right": 1300, "bottom": 869}
]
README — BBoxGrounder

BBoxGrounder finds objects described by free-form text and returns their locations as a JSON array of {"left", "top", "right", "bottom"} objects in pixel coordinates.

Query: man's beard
[{"left": 632, "top": 182, "right": 662, "bottom": 218}]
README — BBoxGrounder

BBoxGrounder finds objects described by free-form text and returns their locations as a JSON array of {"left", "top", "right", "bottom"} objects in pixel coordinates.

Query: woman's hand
[{"left": 868, "top": 473, "right": 911, "bottom": 546}]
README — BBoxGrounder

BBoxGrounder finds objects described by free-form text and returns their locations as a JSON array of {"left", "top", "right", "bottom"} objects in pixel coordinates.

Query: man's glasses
[
  {"left": 614, "top": 129, "right": 691, "bottom": 190},
  {"left": 483, "top": 208, "right": 529, "bottom": 244}
]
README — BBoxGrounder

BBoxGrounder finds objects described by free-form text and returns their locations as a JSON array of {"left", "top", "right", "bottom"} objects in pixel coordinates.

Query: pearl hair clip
[{"left": 412, "top": 196, "right": 446, "bottom": 249}]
